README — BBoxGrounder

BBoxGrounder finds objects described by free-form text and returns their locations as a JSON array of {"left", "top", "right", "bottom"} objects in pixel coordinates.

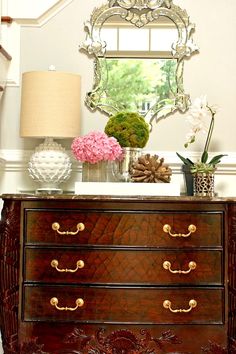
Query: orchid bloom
[
  {"left": 184, "top": 95, "right": 213, "bottom": 148},
  {"left": 176, "top": 96, "right": 226, "bottom": 172}
]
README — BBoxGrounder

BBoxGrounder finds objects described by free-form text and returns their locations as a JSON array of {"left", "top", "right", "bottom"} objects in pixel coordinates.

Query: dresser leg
[{"left": 0, "top": 200, "right": 21, "bottom": 354}]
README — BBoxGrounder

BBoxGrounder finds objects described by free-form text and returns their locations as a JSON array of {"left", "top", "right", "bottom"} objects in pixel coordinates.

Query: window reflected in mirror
[{"left": 100, "top": 16, "right": 178, "bottom": 54}]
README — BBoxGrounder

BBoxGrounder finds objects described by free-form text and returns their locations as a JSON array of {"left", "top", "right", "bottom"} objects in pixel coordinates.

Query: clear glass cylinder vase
[
  {"left": 82, "top": 161, "right": 118, "bottom": 182},
  {"left": 193, "top": 173, "right": 215, "bottom": 197}
]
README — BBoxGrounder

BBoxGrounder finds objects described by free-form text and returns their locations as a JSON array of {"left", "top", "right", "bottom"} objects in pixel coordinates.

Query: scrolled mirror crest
[
  {"left": 80, "top": 0, "right": 198, "bottom": 128},
  {"left": 115, "top": 0, "right": 171, "bottom": 10}
]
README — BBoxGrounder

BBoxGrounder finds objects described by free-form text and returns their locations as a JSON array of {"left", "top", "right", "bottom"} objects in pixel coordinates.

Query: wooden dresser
[{"left": 0, "top": 194, "right": 236, "bottom": 354}]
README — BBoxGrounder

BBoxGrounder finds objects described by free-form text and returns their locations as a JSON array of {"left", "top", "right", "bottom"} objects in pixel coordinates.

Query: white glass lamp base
[
  {"left": 28, "top": 137, "right": 72, "bottom": 194},
  {"left": 36, "top": 187, "right": 63, "bottom": 195}
]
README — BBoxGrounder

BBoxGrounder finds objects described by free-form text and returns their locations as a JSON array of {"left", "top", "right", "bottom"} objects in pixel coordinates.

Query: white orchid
[
  {"left": 177, "top": 96, "right": 226, "bottom": 173},
  {"left": 184, "top": 95, "right": 213, "bottom": 148}
]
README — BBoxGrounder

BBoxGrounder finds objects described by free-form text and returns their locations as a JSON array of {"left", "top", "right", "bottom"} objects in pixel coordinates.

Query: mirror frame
[{"left": 81, "top": 0, "right": 198, "bottom": 128}]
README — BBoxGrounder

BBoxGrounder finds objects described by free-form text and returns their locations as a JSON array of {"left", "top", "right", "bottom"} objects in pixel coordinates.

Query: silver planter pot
[
  {"left": 116, "top": 147, "right": 142, "bottom": 182},
  {"left": 193, "top": 172, "right": 215, "bottom": 197}
]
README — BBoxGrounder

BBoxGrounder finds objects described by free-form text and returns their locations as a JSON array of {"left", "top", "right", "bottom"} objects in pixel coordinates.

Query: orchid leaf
[
  {"left": 208, "top": 154, "right": 227, "bottom": 166},
  {"left": 201, "top": 150, "right": 208, "bottom": 163},
  {"left": 176, "top": 153, "right": 194, "bottom": 166}
]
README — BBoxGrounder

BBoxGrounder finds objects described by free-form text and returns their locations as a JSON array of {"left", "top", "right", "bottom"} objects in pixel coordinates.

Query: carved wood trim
[
  {"left": 19, "top": 338, "right": 49, "bottom": 354},
  {"left": 229, "top": 338, "right": 236, "bottom": 354},
  {"left": 229, "top": 204, "right": 236, "bottom": 342},
  {"left": 201, "top": 338, "right": 236, "bottom": 353},
  {"left": 15, "top": 332, "right": 232, "bottom": 354},
  {"left": 63, "top": 327, "right": 185, "bottom": 353},
  {"left": 0, "top": 200, "right": 21, "bottom": 353},
  {"left": 201, "top": 340, "right": 228, "bottom": 353}
]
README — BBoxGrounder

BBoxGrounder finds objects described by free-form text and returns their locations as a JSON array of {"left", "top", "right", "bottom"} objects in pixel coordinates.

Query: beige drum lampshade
[{"left": 20, "top": 71, "right": 81, "bottom": 138}]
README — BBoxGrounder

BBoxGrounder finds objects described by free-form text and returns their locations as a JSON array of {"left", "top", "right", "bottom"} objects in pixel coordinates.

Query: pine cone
[{"left": 131, "top": 154, "right": 172, "bottom": 183}]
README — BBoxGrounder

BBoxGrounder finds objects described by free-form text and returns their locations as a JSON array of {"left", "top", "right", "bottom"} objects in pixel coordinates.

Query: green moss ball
[{"left": 104, "top": 112, "right": 150, "bottom": 148}]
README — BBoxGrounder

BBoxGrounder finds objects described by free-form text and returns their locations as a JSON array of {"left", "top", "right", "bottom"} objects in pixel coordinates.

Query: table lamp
[{"left": 20, "top": 70, "right": 81, "bottom": 194}]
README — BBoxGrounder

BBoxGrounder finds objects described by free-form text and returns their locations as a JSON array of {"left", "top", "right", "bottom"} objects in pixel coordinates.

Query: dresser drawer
[
  {"left": 24, "top": 210, "right": 222, "bottom": 247},
  {"left": 24, "top": 248, "right": 223, "bottom": 285},
  {"left": 23, "top": 286, "right": 224, "bottom": 324}
]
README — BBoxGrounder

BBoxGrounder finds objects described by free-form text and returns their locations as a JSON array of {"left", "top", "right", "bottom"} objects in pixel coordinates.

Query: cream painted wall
[
  {"left": 0, "top": 1, "right": 236, "bottom": 352},
  {"left": 4, "top": 0, "right": 72, "bottom": 18},
  {"left": 1, "top": 0, "right": 236, "bottom": 153},
  {"left": 7, "top": 0, "right": 61, "bottom": 17}
]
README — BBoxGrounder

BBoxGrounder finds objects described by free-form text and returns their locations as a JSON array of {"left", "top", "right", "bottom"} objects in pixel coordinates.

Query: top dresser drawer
[{"left": 24, "top": 209, "right": 222, "bottom": 247}]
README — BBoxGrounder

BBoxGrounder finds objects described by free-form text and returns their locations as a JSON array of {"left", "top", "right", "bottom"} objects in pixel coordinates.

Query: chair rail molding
[
  {"left": 0, "top": 149, "right": 235, "bottom": 197},
  {"left": 1, "top": 149, "right": 235, "bottom": 173}
]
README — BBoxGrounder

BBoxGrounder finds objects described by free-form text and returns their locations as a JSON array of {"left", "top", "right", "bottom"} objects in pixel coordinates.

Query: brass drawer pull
[
  {"left": 163, "top": 299, "right": 197, "bottom": 313},
  {"left": 52, "top": 222, "right": 85, "bottom": 235},
  {"left": 163, "top": 224, "right": 196, "bottom": 238},
  {"left": 50, "top": 297, "right": 84, "bottom": 311},
  {"left": 163, "top": 260, "right": 197, "bottom": 274},
  {"left": 51, "top": 259, "right": 85, "bottom": 273}
]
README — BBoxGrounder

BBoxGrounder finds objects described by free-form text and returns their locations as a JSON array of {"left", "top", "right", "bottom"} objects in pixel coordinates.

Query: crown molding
[{"left": 14, "top": 0, "right": 74, "bottom": 27}]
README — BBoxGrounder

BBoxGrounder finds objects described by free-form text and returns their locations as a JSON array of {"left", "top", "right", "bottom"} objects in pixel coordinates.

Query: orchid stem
[{"left": 203, "top": 107, "right": 215, "bottom": 153}]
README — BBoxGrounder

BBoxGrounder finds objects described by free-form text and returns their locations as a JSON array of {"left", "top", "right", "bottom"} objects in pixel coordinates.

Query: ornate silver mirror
[{"left": 81, "top": 0, "right": 198, "bottom": 128}]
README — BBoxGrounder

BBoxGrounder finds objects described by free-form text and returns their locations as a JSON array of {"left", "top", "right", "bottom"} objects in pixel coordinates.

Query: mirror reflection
[
  {"left": 99, "top": 58, "right": 177, "bottom": 119},
  {"left": 81, "top": 0, "right": 198, "bottom": 127}
]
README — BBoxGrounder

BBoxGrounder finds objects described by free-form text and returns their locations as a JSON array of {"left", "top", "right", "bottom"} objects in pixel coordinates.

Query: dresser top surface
[{"left": 1, "top": 193, "right": 236, "bottom": 203}]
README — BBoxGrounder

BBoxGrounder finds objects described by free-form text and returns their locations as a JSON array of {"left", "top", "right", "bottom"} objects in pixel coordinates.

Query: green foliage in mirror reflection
[{"left": 99, "top": 58, "right": 177, "bottom": 116}]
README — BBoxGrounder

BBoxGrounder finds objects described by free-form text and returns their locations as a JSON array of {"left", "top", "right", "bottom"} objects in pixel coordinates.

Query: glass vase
[
  {"left": 193, "top": 173, "right": 215, "bottom": 197},
  {"left": 82, "top": 161, "right": 118, "bottom": 182}
]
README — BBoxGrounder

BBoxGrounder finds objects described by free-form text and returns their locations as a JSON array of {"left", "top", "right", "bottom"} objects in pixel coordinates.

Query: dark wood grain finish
[
  {"left": 0, "top": 195, "right": 232, "bottom": 353},
  {"left": 24, "top": 248, "right": 222, "bottom": 285},
  {"left": 25, "top": 209, "right": 222, "bottom": 247},
  {"left": 23, "top": 285, "right": 223, "bottom": 324},
  {"left": 0, "top": 200, "right": 20, "bottom": 354},
  {"left": 17, "top": 322, "right": 228, "bottom": 354},
  {"left": 229, "top": 203, "right": 236, "bottom": 349}
]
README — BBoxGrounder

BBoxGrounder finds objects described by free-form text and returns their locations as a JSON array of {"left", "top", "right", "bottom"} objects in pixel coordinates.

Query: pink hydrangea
[{"left": 71, "top": 131, "right": 123, "bottom": 164}]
